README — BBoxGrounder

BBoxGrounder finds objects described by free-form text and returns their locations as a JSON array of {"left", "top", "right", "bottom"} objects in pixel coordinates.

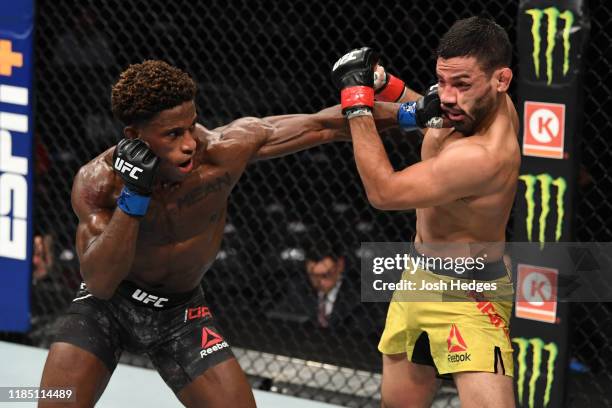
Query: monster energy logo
[
  {"left": 513, "top": 337, "right": 559, "bottom": 408},
  {"left": 519, "top": 174, "right": 566, "bottom": 249},
  {"left": 525, "top": 7, "right": 574, "bottom": 85}
]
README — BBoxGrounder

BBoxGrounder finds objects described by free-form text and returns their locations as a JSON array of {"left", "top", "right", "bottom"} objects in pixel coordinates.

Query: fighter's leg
[
  {"left": 39, "top": 342, "right": 112, "bottom": 408},
  {"left": 149, "top": 303, "right": 254, "bottom": 408},
  {"left": 381, "top": 353, "right": 440, "bottom": 408},
  {"left": 39, "top": 288, "right": 122, "bottom": 408},
  {"left": 176, "top": 358, "right": 255, "bottom": 408},
  {"left": 453, "top": 368, "right": 514, "bottom": 408}
]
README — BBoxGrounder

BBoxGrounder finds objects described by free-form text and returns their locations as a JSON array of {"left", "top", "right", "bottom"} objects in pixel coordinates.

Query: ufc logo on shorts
[
  {"left": 131, "top": 289, "right": 168, "bottom": 308},
  {"left": 333, "top": 50, "right": 360, "bottom": 71},
  {"left": 114, "top": 157, "right": 143, "bottom": 180}
]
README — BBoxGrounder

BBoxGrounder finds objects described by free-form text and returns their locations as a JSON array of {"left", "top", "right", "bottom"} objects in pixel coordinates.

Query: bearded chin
[
  {"left": 457, "top": 103, "right": 491, "bottom": 136},
  {"left": 453, "top": 119, "right": 476, "bottom": 136}
]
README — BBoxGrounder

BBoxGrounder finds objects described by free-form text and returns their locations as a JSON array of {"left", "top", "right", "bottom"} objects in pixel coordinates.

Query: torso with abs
[
  {"left": 92, "top": 124, "right": 253, "bottom": 293},
  {"left": 415, "top": 95, "right": 520, "bottom": 258}
]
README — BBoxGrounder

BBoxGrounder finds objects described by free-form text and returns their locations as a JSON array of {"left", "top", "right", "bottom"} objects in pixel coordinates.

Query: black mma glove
[
  {"left": 397, "top": 84, "right": 445, "bottom": 129},
  {"left": 112, "top": 138, "right": 159, "bottom": 216},
  {"left": 331, "top": 47, "right": 379, "bottom": 118}
]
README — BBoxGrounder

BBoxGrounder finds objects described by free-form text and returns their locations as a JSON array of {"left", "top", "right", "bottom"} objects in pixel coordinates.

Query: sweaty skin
[
  {"left": 350, "top": 55, "right": 519, "bottom": 408},
  {"left": 72, "top": 101, "right": 398, "bottom": 298},
  {"left": 351, "top": 56, "right": 520, "bottom": 259}
]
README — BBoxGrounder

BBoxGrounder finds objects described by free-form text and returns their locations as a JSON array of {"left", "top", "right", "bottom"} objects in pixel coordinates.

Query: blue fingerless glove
[{"left": 117, "top": 186, "right": 151, "bottom": 217}]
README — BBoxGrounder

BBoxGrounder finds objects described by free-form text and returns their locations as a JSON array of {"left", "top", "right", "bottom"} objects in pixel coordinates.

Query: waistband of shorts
[
  {"left": 408, "top": 245, "right": 508, "bottom": 281},
  {"left": 115, "top": 280, "right": 201, "bottom": 309}
]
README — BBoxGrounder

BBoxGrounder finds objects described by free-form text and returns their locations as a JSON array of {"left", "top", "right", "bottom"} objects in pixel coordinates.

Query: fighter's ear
[
  {"left": 123, "top": 126, "right": 138, "bottom": 139},
  {"left": 495, "top": 67, "right": 513, "bottom": 93}
]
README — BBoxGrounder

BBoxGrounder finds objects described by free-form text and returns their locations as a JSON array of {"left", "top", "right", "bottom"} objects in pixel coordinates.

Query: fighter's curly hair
[{"left": 111, "top": 60, "right": 196, "bottom": 126}]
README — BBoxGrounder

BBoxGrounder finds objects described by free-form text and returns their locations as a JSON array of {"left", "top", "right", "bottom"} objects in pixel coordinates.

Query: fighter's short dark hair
[
  {"left": 436, "top": 16, "right": 512, "bottom": 73},
  {"left": 111, "top": 60, "right": 196, "bottom": 126}
]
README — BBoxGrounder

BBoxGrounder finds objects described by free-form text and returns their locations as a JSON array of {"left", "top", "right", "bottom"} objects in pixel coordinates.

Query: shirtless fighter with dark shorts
[{"left": 37, "top": 60, "right": 408, "bottom": 407}]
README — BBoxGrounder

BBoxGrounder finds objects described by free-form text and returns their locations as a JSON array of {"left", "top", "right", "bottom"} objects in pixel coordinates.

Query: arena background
[{"left": 0, "top": 0, "right": 610, "bottom": 406}]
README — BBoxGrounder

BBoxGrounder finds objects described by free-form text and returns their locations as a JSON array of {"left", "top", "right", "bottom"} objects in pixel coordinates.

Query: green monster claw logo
[
  {"left": 525, "top": 7, "right": 574, "bottom": 85},
  {"left": 513, "top": 337, "right": 559, "bottom": 408},
  {"left": 519, "top": 174, "right": 567, "bottom": 249}
]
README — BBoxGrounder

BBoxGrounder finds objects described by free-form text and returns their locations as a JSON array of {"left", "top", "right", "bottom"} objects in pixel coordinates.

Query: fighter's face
[
  {"left": 131, "top": 100, "right": 199, "bottom": 182},
  {"left": 306, "top": 256, "right": 345, "bottom": 295},
  {"left": 436, "top": 56, "right": 497, "bottom": 136}
]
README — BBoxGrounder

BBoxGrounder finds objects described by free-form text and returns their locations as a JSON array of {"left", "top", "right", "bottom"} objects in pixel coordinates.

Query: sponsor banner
[
  {"left": 523, "top": 101, "right": 565, "bottom": 159},
  {"left": 523, "top": 6, "right": 577, "bottom": 86},
  {"left": 0, "top": 0, "right": 35, "bottom": 331},
  {"left": 514, "top": 2, "right": 589, "bottom": 405},
  {"left": 518, "top": 1, "right": 589, "bottom": 162},
  {"left": 516, "top": 264, "right": 558, "bottom": 324},
  {"left": 512, "top": 337, "right": 560, "bottom": 408},
  {"left": 518, "top": 173, "right": 567, "bottom": 249}
]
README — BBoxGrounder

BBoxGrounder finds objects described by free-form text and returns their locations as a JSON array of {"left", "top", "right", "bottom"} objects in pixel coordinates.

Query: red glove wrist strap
[
  {"left": 376, "top": 74, "right": 405, "bottom": 102},
  {"left": 341, "top": 86, "right": 375, "bottom": 111}
]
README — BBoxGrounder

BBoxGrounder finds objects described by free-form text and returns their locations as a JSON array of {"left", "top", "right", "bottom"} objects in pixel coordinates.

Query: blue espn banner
[{"left": 0, "top": 0, "right": 35, "bottom": 331}]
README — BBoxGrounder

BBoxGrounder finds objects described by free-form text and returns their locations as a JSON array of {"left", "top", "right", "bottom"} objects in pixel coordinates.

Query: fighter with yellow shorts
[
  {"left": 332, "top": 15, "right": 519, "bottom": 408},
  {"left": 378, "top": 251, "right": 514, "bottom": 379}
]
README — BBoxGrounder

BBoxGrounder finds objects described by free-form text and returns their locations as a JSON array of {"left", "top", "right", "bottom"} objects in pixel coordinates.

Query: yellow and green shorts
[{"left": 378, "top": 261, "right": 515, "bottom": 378}]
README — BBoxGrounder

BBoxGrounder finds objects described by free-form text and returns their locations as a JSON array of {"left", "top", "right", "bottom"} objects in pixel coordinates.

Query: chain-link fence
[
  {"left": 0, "top": 0, "right": 609, "bottom": 406},
  {"left": 571, "top": 1, "right": 612, "bottom": 407}
]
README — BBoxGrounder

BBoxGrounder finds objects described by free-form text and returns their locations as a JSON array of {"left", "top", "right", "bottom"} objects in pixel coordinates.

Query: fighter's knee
[{"left": 381, "top": 380, "right": 437, "bottom": 408}]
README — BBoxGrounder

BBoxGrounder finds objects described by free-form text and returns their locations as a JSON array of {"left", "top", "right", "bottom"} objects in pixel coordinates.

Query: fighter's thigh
[
  {"left": 177, "top": 357, "right": 255, "bottom": 408},
  {"left": 381, "top": 353, "right": 440, "bottom": 408},
  {"left": 453, "top": 371, "right": 514, "bottom": 408},
  {"left": 38, "top": 342, "right": 112, "bottom": 408}
]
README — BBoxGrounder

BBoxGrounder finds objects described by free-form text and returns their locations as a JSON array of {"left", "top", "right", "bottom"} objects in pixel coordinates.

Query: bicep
[{"left": 75, "top": 210, "right": 112, "bottom": 259}]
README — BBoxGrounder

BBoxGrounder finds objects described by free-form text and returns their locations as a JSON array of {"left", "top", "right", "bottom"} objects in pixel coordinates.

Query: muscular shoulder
[{"left": 71, "top": 148, "right": 119, "bottom": 217}]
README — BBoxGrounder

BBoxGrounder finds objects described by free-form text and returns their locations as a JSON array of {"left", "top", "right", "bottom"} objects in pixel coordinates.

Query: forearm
[
  {"left": 397, "top": 86, "right": 422, "bottom": 103},
  {"left": 256, "top": 102, "right": 403, "bottom": 160},
  {"left": 372, "top": 102, "right": 401, "bottom": 131},
  {"left": 349, "top": 115, "right": 395, "bottom": 207},
  {"left": 80, "top": 209, "right": 140, "bottom": 298},
  {"left": 317, "top": 102, "right": 401, "bottom": 139}
]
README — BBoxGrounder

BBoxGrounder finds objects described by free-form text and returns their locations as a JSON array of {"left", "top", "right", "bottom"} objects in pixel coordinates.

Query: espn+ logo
[
  {"left": 0, "top": 84, "right": 30, "bottom": 260},
  {"left": 114, "top": 157, "right": 143, "bottom": 180}
]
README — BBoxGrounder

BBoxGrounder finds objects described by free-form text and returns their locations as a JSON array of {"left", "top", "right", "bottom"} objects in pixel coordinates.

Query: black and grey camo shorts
[{"left": 51, "top": 280, "right": 233, "bottom": 393}]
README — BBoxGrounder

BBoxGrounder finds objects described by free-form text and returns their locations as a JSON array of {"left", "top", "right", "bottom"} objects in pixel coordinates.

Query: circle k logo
[
  {"left": 529, "top": 108, "right": 560, "bottom": 143},
  {"left": 522, "top": 101, "right": 566, "bottom": 159}
]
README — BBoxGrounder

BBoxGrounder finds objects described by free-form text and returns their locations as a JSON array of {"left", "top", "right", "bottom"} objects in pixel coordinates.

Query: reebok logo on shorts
[
  {"left": 199, "top": 328, "right": 229, "bottom": 358},
  {"left": 447, "top": 324, "right": 468, "bottom": 352},
  {"left": 447, "top": 324, "right": 471, "bottom": 363}
]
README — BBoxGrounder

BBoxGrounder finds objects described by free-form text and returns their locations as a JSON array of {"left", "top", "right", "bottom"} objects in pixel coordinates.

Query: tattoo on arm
[{"left": 177, "top": 172, "right": 233, "bottom": 209}]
